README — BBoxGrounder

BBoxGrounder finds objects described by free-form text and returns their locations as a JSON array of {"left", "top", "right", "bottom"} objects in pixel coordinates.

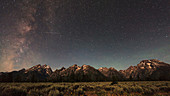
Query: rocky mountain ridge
[
  {"left": 119, "top": 59, "right": 170, "bottom": 81},
  {"left": 0, "top": 59, "right": 170, "bottom": 82}
]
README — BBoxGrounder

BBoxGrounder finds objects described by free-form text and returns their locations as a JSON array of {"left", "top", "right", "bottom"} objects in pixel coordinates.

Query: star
[{"left": 165, "top": 34, "right": 168, "bottom": 38}]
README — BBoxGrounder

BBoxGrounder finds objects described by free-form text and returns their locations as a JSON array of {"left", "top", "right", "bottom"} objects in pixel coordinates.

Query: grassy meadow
[{"left": 0, "top": 81, "right": 170, "bottom": 96}]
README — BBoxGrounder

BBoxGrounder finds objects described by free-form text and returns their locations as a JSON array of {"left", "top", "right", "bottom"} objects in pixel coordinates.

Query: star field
[{"left": 0, "top": 0, "right": 170, "bottom": 71}]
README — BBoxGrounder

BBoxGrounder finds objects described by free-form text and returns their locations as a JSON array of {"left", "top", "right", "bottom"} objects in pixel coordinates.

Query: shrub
[
  {"left": 0, "top": 85, "right": 5, "bottom": 93},
  {"left": 57, "top": 87, "right": 66, "bottom": 92},
  {"left": 159, "top": 86, "right": 170, "bottom": 92},
  {"left": 130, "top": 86, "right": 143, "bottom": 93},
  {"left": 113, "top": 87, "right": 124, "bottom": 95},
  {"left": 2, "top": 87, "right": 26, "bottom": 96},
  {"left": 150, "top": 86, "right": 159, "bottom": 93},
  {"left": 105, "top": 87, "right": 112, "bottom": 91},
  {"left": 143, "top": 88, "right": 154, "bottom": 95},
  {"left": 82, "top": 86, "right": 94, "bottom": 91},
  {"left": 73, "top": 85, "right": 79, "bottom": 90},
  {"left": 41, "top": 86, "right": 55, "bottom": 93},
  {"left": 111, "top": 81, "right": 118, "bottom": 85},
  {"left": 104, "top": 86, "right": 115, "bottom": 91},
  {"left": 28, "top": 89, "right": 43, "bottom": 96},
  {"left": 48, "top": 90, "right": 60, "bottom": 96},
  {"left": 76, "top": 88, "right": 84, "bottom": 95},
  {"left": 95, "top": 90, "right": 105, "bottom": 96}
]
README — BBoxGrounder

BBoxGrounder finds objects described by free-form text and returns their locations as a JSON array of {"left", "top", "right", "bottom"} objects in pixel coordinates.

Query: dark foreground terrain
[{"left": 0, "top": 81, "right": 170, "bottom": 96}]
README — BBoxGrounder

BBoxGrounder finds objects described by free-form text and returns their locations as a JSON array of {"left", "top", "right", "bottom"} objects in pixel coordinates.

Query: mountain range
[{"left": 0, "top": 59, "right": 170, "bottom": 82}]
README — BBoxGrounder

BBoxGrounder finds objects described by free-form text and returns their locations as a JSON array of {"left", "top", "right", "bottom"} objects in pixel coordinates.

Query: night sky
[{"left": 0, "top": 0, "right": 170, "bottom": 72}]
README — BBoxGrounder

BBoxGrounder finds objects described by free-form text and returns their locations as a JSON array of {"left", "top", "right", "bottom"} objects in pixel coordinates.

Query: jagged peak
[
  {"left": 109, "top": 67, "right": 117, "bottom": 71},
  {"left": 127, "top": 66, "right": 134, "bottom": 70},
  {"left": 60, "top": 67, "right": 66, "bottom": 70},
  {"left": 35, "top": 64, "right": 41, "bottom": 67},
  {"left": 131, "top": 59, "right": 170, "bottom": 70},
  {"left": 99, "top": 67, "right": 108, "bottom": 69},
  {"left": 82, "top": 64, "right": 89, "bottom": 67},
  {"left": 26, "top": 64, "right": 52, "bottom": 72},
  {"left": 42, "top": 64, "right": 51, "bottom": 69},
  {"left": 99, "top": 67, "right": 117, "bottom": 72},
  {"left": 42, "top": 64, "right": 47, "bottom": 67},
  {"left": 98, "top": 67, "right": 108, "bottom": 70},
  {"left": 82, "top": 64, "right": 90, "bottom": 68},
  {"left": 27, "top": 64, "right": 41, "bottom": 70},
  {"left": 150, "top": 59, "right": 161, "bottom": 62},
  {"left": 138, "top": 59, "right": 169, "bottom": 67},
  {"left": 24, "top": 64, "right": 53, "bottom": 75},
  {"left": 18, "top": 68, "right": 25, "bottom": 72},
  {"left": 69, "top": 64, "right": 81, "bottom": 70},
  {"left": 30, "top": 64, "right": 51, "bottom": 69},
  {"left": 71, "top": 64, "right": 78, "bottom": 67},
  {"left": 82, "top": 64, "right": 92, "bottom": 70},
  {"left": 140, "top": 59, "right": 162, "bottom": 64}
]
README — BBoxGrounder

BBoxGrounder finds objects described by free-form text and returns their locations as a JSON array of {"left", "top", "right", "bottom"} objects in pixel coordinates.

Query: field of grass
[{"left": 0, "top": 81, "right": 170, "bottom": 96}]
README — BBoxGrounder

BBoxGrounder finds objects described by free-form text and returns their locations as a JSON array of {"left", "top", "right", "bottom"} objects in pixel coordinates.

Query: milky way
[
  {"left": 0, "top": 0, "right": 170, "bottom": 72},
  {"left": 0, "top": 0, "right": 59, "bottom": 71}
]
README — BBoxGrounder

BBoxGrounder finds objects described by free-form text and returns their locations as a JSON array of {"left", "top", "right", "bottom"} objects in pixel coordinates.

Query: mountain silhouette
[{"left": 0, "top": 59, "right": 170, "bottom": 82}]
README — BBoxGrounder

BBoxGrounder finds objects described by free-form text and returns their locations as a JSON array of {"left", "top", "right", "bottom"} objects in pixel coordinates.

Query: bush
[
  {"left": 57, "top": 87, "right": 66, "bottom": 92},
  {"left": 2, "top": 87, "right": 26, "bottom": 96},
  {"left": 76, "top": 88, "right": 84, "bottom": 95},
  {"left": 105, "top": 87, "right": 112, "bottom": 91},
  {"left": 130, "top": 86, "right": 143, "bottom": 93},
  {"left": 95, "top": 90, "right": 105, "bottom": 96},
  {"left": 0, "top": 81, "right": 169, "bottom": 96},
  {"left": 143, "top": 88, "right": 154, "bottom": 95},
  {"left": 48, "top": 90, "right": 60, "bottom": 96},
  {"left": 28, "top": 89, "right": 43, "bottom": 96},
  {"left": 73, "top": 85, "right": 79, "bottom": 90},
  {"left": 82, "top": 86, "right": 94, "bottom": 91},
  {"left": 111, "top": 81, "right": 118, "bottom": 85},
  {"left": 41, "top": 86, "right": 55, "bottom": 93},
  {"left": 114, "top": 87, "right": 124, "bottom": 95},
  {"left": 159, "top": 86, "right": 170, "bottom": 92},
  {"left": 0, "top": 86, "right": 5, "bottom": 93},
  {"left": 104, "top": 86, "right": 115, "bottom": 91}
]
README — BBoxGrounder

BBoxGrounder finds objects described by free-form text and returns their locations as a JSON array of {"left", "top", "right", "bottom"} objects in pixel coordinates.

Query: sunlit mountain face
[{"left": 0, "top": 0, "right": 170, "bottom": 72}]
